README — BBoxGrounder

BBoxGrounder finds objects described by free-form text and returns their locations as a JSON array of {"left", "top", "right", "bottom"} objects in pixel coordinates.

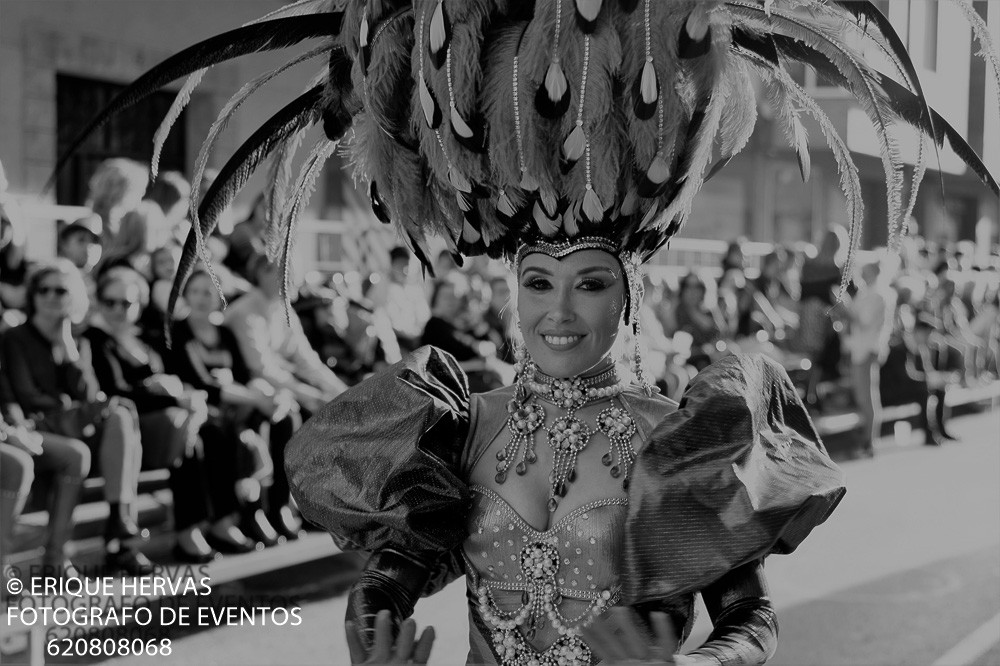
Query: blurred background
[{"left": 0, "top": 1, "right": 998, "bottom": 665}]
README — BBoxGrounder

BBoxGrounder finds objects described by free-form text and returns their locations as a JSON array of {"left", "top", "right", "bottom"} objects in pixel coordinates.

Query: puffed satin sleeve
[
  {"left": 285, "top": 345, "right": 471, "bottom": 592},
  {"left": 622, "top": 353, "right": 846, "bottom": 606}
]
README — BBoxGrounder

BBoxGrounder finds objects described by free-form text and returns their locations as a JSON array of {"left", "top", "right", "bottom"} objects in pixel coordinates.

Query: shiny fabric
[
  {"left": 286, "top": 348, "right": 844, "bottom": 665},
  {"left": 286, "top": 346, "right": 471, "bottom": 587},
  {"left": 689, "top": 561, "right": 778, "bottom": 666},
  {"left": 622, "top": 353, "right": 846, "bottom": 605}
]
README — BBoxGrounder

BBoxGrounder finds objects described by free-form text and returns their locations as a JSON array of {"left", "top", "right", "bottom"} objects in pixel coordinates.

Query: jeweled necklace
[{"left": 497, "top": 361, "right": 637, "bottom": 512}]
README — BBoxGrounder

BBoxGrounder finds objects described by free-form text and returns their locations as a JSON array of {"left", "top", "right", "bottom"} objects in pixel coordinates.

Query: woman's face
[
  {"left": 34, "top": 272, "right": 75, "bottom": 321},
  {"left": 184, "top": 273, "right": 222, "bottom": 316},
  {"left": 152, "top": 248, "right": 178, "bottom": 281},
  {"left": 680, "top": 279, "right": 706, "bottom": 308},
  {"left": 517, "top": 249, "right": 624, "bottom": 378},
  {"left": 99, "top": 280, "right": 143, "bottom": 327}
]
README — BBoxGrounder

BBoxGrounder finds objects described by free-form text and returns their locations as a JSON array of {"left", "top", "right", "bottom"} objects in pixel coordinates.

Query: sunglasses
[
  {"left": 100, "top": 297, "right": 138, "bottom": 310},
  {"left": 37, "top": 285, "right": 70, "bottom": 297}
]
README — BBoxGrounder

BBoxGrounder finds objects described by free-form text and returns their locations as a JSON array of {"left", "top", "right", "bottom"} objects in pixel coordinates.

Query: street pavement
[{"left": 102, "top": 409, "right": 999, "bottom": 666}]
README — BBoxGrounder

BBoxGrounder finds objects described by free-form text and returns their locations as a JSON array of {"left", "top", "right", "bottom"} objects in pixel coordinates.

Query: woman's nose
[{"left": 547, "top": 288, "right": 575, "bottom": 322}]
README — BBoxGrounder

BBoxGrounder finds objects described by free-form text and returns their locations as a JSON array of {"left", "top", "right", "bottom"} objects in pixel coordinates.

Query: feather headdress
[{"left": 53, "top": 0, "right": 999, "bottom": 318}]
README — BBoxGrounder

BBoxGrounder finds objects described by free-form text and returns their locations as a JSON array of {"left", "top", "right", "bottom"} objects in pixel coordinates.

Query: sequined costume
[{"left": 286, "top": 346, "right": 845, "bottom": 665}]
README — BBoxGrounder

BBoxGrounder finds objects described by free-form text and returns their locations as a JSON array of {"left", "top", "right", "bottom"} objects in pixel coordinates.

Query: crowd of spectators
[{"left": 1, "top": 155, "right": 998, "bottom": 591}]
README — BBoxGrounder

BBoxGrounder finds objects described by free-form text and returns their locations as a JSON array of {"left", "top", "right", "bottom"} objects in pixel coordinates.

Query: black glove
[
  {"left": 689, "top": 560, "right": 778, "bottom": 666},
  {"left": 345, "top": 548, "right": 432, "bottom": 654}
]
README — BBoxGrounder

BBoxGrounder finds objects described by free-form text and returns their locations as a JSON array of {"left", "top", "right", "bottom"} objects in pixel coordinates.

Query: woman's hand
[
  {"left": 345, "top": 610, "right": 434, "bottom": 665},
  {"left": 581, "top": 607, "right": 693, "bottom": 665}
]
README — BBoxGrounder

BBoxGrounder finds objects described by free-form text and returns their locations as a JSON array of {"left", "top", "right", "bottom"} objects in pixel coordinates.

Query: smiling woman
[
  {"left": 517, "top": 249, "right": 625, "bottom": 379},
  {"left": 54, "top": 0, "right": 998, "bottom": 663}
]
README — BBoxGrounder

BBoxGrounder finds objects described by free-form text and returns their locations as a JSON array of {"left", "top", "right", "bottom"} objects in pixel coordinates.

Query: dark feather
[
  {"left": 323, "top": 47, "right": 357, "bottom": 140},
  {"left": 50, "top": 14, "right": 343, "bottom": 188},
  {"left": 369, "top": 181, "right": 392, "bottom": 223},
  {"left": 167, "top": 85, "right": 325, "bottom": 330},
  {"left": 751, "top": 35, "right": 998, "bottom": 196},
  {"left": 678, "top": 21, "right": 711, "bottom": 59},
  {"left": 534, "top": 80, "right": 572, "bottom": 118}
]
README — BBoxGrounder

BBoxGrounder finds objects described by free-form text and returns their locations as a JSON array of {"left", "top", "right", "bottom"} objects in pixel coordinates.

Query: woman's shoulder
[{"left": 620, "top": 386, "right": 677, "bottom": 442}]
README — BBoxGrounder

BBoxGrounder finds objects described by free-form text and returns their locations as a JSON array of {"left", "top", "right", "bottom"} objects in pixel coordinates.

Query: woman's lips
[{"left": 541, "top": 333, "right": 584, "bottom": 350}]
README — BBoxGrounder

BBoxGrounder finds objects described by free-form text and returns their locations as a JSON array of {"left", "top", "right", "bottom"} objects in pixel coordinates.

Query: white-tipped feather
[
  {"left": 575, "top": 0, "right": 602, "bottom": 22},
  {"left": 544, "top": 61, "right": 568, "bottom": 101},
  {"left": 582, "top": 187, "right": 604, "bottom": 222},
  {"left": 640, "top": 59, "right": 658, "bottom": 105},
  {"left": 497, "top": 190, "right": 517, "bottom": 216},
  {"left": 429, "top": 1, "right": 447, "bottom": 55},
  {"left": 450, "top": 105, "right": 474, "bottom": 138},
  {"left": 562, "top": 125, "right": 587, "bottom": 162},
  {"left": 461, "top": 219, "right": 481, "bottom": 243}
]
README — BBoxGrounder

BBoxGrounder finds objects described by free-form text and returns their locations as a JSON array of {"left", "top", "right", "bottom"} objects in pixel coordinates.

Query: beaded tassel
[
  {"left": 597, "top": 402, "right": 637, "bottom": 490},
  {"left": 632, "top": 0, "right": 658, "bottom": 120},
  {"left": 535, "top": 0, "right": 571, "bottom": 118}
]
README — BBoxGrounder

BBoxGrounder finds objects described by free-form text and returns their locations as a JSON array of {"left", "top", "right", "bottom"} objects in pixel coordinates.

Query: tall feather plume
[
  {"left": 265, "top": 68, "right": 329, "bottom": 256},
  {"left": 657, "top": 5, "right": 731, "bottom": 230},
  {"left": 812, "top": 1, "right": 936, "bottom": 244},
  {"left": 151, "top": 70, "right": 206, "bottom": 179},
  {"left": 624, "top": 1, "right": 692, "bottom": 195},
  {"left": 947, "top": 0, "right": 1000, "bottom": 112},
  {"left": 151, "top": 0, "right": 333, "bottom": 178},
  {"left": 166, "top": 85, "right": 325, "bottom": 330},
  {"left": 728, "top": 2, "right": 906, "bottom": 246},
  {"left": 277, "top": 139, "right": 339, "bottom": 315},
  {"left": 188, "top": 45, "right": 330, "bottom": 281},
  {"left": 49, "top": 14, "right": 343, "bottom": 189},
  {"left": 740, "top": 49, "right": 864, "bottom": 300}
]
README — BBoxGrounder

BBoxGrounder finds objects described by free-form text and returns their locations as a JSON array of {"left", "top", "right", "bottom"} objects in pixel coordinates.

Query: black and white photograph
[{"left": 0, "top": 1, "right": 998, "bottom": 664}]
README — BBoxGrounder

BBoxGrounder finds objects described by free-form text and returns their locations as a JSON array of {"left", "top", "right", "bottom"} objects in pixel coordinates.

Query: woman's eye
[
  {"left": 523, "top": 278, "right": 551, "bottom": 291},
  {"left": 579, "top": 279, "right": 608, "bottom": 291}
]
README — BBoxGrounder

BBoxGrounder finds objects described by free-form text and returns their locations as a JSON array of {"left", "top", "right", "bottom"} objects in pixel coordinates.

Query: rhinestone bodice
[{"left": 463, "top": 485, "right": 628, "bottom": 661}]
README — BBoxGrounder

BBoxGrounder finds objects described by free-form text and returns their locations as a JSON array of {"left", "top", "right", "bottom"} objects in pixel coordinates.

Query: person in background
[
  {"left": 368, "top": 246, "right": 431, "bottom": 353},
  {"left": 673, "top": 271, "right": 728, "bottom": 371},
  {"left": 1, "top": 380, "right": 91, "bottom": 578},
  {"left": 0, "top": 261, "right": 152, "bottom": 575},
  {"left": 484, "top": 274, "right": 516, "bottom": 364},
  {"left": 144, "top": 171, "right": 191, "bottom": 244},
  {"left": 85, "top": 158, "right": 148, "bottom": 242},
  {"left": 421, "top": 274, "right": 505, "bottom": 393},
  {"left": 797, "top": 225, "right": 848, "bottom": 409},
  {"left": 141, "top": 243, "right": 183, "bottom": 350},
  {"left": 224, "top": 193, "right": 267, "bottom": 281},
  {"left": 224, "top": 255, "right": 347, "bottom": 537},
  {"left": 174, "top": 269, "right": 302, "bottom": 546},
  {"left": 85, "top": 268, "right": 247, "bottom": 561},
  {"left": 844, "top": 259, "right": 897, "bottom": 456},
  {"left": 58, "top": 214, "right": 103, "bottom": 274},
  {"left": 96, "top": 201, "right": 169, "bottom": 280},
  {"left": 0, "top": 194, "right": 29, "bottom": 311}
]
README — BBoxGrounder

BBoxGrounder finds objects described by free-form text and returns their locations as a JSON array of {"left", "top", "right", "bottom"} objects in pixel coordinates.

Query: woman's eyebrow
[{"left": 578, "top": 267, "right": 619, "bottom": 278}]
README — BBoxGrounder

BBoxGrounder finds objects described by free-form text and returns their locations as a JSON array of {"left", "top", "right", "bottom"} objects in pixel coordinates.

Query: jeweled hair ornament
[{"left": 51, "top": 0, "right": 999, "bottom": 324}]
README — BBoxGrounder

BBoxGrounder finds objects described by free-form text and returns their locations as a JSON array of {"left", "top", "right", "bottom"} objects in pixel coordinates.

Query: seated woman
[
  {"left": 84, "top": 268, "right": 251, "bottom": 560},
  {"left": 170, "top": 269, "right": 303, "bottom": 547},
  {"left": 0, "top": 261, "right": 152, "bottom": 575},
  {"left": 672, "top": 272, "right": 731, "bottom": 371},
  {"left": 0, "top": 411, "right": 91, "bottom": 579}
]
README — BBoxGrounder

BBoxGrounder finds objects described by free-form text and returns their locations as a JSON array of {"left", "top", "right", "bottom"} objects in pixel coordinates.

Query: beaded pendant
[
  {"left": 476, "top": 538, "right": 614, "bottom": 666},
  {"left": 596, "top": 406, "right": 637, "bottom": 490}
]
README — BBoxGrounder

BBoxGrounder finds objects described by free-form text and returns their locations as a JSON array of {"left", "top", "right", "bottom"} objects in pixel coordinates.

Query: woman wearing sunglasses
[
  {"left": 83, "top": 268, "right": 256, "bottom": 560},
  {"left": 0, "top": 260, "right": 151, "bottom": 575}
]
